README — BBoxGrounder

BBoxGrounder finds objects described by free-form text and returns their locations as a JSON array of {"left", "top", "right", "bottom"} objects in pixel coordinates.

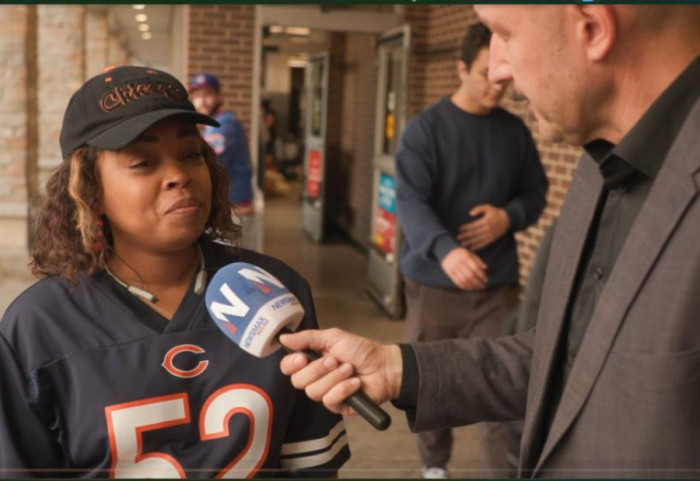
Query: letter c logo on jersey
[{"left": 162, "top": 344, "right": 209, "bottom": 378}]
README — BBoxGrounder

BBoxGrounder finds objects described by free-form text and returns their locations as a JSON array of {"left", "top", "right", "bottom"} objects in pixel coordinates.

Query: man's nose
[{"left": 488, "top": 35, "right": 513, "bottom": 87}]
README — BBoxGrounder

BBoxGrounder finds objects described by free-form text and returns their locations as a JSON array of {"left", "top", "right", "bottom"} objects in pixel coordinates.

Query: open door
[
  {"left": 365, "top": 25, "right": 410, "bottom": 319},
  {"left": 301, "top": 53, "right": 329, "bottom": 242}
]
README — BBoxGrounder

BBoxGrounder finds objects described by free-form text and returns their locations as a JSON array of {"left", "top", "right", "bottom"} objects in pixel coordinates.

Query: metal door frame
[{"left": 302, "top": 52, "right": 330, "bottom": 242}]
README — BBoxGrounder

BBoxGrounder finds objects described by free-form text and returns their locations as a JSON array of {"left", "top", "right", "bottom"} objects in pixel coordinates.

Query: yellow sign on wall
[{"left": 385, "top": 113, "right": 395, "bottom": 141}]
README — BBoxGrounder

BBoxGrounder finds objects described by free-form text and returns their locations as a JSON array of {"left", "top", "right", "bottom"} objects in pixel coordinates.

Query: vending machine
[
  {"left": 302, "top": 53, "right": 329, "bottom": 242},
  {"left": 366, "top": 26, "right": 410, "bottom": 319}
]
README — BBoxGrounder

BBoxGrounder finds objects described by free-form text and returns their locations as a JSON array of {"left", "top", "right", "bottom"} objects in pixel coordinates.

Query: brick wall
[
  {"left": 403, "top": 6, "right": 430, "bottom": 119},
  {"left": 187, "top": 5, "right": 254, "bottom": 136},
  {"left": 337, "top": 33, "right": 379, "bottom": 246}
]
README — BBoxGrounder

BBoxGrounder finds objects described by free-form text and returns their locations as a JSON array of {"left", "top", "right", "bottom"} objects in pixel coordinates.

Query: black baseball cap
[{"left": 59, "top": 66, "right": 220, "bottom": 159}]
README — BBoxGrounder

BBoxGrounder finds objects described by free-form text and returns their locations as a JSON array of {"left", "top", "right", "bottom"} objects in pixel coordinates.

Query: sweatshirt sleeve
[
  {"left": 405, "top": 330, "right": 534, "bottom": 432},
  {"left": 0, "top": 333, "right": 64, "bottom": 478},
  {"left": 503, "top": 125, "right": 548, "bottom": 232},
  {"left": 395, "top": 117, "right": 459, "bottom": 263}
]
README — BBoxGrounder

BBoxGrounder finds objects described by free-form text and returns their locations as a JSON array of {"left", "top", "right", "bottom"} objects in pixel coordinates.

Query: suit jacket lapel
[
  {"left": 533, "top": 100, "right": 700, "bottom": 475},
  {"left": 518, "top": 155, "right": 604, "bottom": 473}
]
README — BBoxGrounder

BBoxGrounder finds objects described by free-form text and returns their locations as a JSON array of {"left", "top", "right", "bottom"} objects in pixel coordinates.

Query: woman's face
[{"left": 98, "top": 116, "right": 212, "bottom": 255}]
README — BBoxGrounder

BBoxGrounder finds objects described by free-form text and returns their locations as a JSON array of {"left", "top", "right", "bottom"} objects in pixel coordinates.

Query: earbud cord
[{"left": 105, "top": 244, "right": 206, "bottom": 304}]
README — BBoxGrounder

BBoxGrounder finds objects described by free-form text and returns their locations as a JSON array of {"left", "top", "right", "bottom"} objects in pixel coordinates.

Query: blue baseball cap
[{"left": 189, "top": 73, "right": 220, "bottom": 93}]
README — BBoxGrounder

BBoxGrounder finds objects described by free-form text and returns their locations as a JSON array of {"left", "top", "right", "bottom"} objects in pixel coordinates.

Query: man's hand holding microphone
[{"left": 279, "top": 329, "right": 403, "bottom": 416}]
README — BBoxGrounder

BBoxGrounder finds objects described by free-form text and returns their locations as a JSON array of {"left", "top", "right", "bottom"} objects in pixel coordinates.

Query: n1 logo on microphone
[
  {"left": 208, "top": 266, "right": 284, "bottom": 323},
  {"left": 206, "top": 262, "right": 305, "bottom": 357}
]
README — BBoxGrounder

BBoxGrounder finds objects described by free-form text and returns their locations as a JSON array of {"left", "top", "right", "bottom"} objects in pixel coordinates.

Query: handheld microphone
[{"left": 205, "top": 262, "right": 392, "bottom": 431}]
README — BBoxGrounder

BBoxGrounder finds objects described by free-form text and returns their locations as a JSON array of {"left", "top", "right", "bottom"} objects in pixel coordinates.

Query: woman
[{"left": 0, "top": 66, "right": 349, "bottom": 478}]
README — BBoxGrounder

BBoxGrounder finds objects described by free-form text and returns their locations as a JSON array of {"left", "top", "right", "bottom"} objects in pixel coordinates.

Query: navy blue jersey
[{"left": 0, "top": 241, "right": 349, "bottom": 478}]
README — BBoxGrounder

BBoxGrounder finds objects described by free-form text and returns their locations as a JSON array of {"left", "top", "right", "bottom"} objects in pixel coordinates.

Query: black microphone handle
[{"left": 278, "top": 328, "right": 392, "bottom": 431}]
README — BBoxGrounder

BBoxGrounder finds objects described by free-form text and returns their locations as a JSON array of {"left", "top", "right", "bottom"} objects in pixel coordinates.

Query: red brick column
[
  {"left": 187, "top": 5, "right": 255, "bottom": 136},
  {"left": 404, "top": 6, "right": 430, "bottom": 119}
]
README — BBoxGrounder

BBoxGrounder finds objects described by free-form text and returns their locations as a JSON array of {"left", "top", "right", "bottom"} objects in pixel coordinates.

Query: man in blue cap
[{"left": 189, "top": 73, "right": 256, "bottom": 248}]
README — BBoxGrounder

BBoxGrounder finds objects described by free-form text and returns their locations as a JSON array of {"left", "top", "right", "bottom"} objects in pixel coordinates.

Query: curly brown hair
[{"left": 30, "top": 136, "right": 240, "bottom": 283}]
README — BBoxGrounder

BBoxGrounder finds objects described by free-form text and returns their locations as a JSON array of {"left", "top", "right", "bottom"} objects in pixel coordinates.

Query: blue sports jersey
[
  {"left": 203, "top": 112, "right": 254, "bottom": 206},
  {"left": 0, "top": 242, "right": 349, "bottom": 478}
]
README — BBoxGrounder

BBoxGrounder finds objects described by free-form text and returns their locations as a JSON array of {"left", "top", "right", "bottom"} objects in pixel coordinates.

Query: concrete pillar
[
  {"left": 37, "top": 5, "right": 86, "bottom": 187},
  {"left": 0, "top": 6, "right": 32, "bottom": 255}
]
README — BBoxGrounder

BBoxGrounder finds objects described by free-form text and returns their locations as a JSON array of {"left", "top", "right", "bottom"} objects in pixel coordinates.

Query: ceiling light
[
  {"left": 269, "top": 25, "right": 284, "bottom": 34},
  {"left": 138, "top": 23, "right": 150, "bottom": 32},
  {"left": 141, "top": 32, "right": 152, "bottom": 40},
  {"left": 135, "top": 13, "right": 148, "bottom": 22},
  {"left": 285, "top": 27, "right": 310, "bottom": 36},
  {"left": 132, "top": 4, "right": 145, "bottom": 10}
]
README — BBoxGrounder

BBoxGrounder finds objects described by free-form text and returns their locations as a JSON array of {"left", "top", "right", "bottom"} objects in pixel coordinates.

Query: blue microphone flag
[{"left": 206, "top": 262, "right": 305, "bottom": 357}]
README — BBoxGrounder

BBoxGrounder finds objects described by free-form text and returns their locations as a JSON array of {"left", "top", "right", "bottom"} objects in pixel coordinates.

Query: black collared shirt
[
  {"left": 396, "top": 53, "right": 700, "bottom": 411},
  {"left": 547, "top": 53, "right": 700, "bottom": 424}
]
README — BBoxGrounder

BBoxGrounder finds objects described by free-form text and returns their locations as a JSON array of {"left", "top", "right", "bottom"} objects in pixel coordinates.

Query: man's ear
[
  {"left": 457, "top": 60, "right": 470, "bottom": 81},
  {"left": 573, "top": 5, "right": 617, "bottom": 62}
]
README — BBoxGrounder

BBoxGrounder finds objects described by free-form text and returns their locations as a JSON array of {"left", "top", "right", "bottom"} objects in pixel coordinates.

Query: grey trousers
[{"left": 404, "top": 279, "right": 520, "bottom": 477}]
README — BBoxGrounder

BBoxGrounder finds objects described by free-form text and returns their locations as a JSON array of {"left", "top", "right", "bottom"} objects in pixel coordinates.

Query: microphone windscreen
[{"left": 205, "top": 262, "right": 305, "bottom": 357}]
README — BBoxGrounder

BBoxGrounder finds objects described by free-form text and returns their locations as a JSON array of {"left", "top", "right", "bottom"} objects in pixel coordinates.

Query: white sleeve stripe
[
  {"left": 280, "top": 433, "right": 348, "bottom": 470},
  {"left": 280, "top": 420, "right": 346, "bottom": 455}
]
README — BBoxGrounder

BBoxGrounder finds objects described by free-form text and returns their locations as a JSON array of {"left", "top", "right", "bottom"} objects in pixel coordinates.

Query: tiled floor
[{"left": 262, "top": 185, "right": 485, "bottom": 479}]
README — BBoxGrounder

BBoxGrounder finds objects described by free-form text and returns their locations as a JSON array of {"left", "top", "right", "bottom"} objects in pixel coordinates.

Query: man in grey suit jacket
[{"left": 280, "top": 5, "right": 700, "bottom": 478}]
